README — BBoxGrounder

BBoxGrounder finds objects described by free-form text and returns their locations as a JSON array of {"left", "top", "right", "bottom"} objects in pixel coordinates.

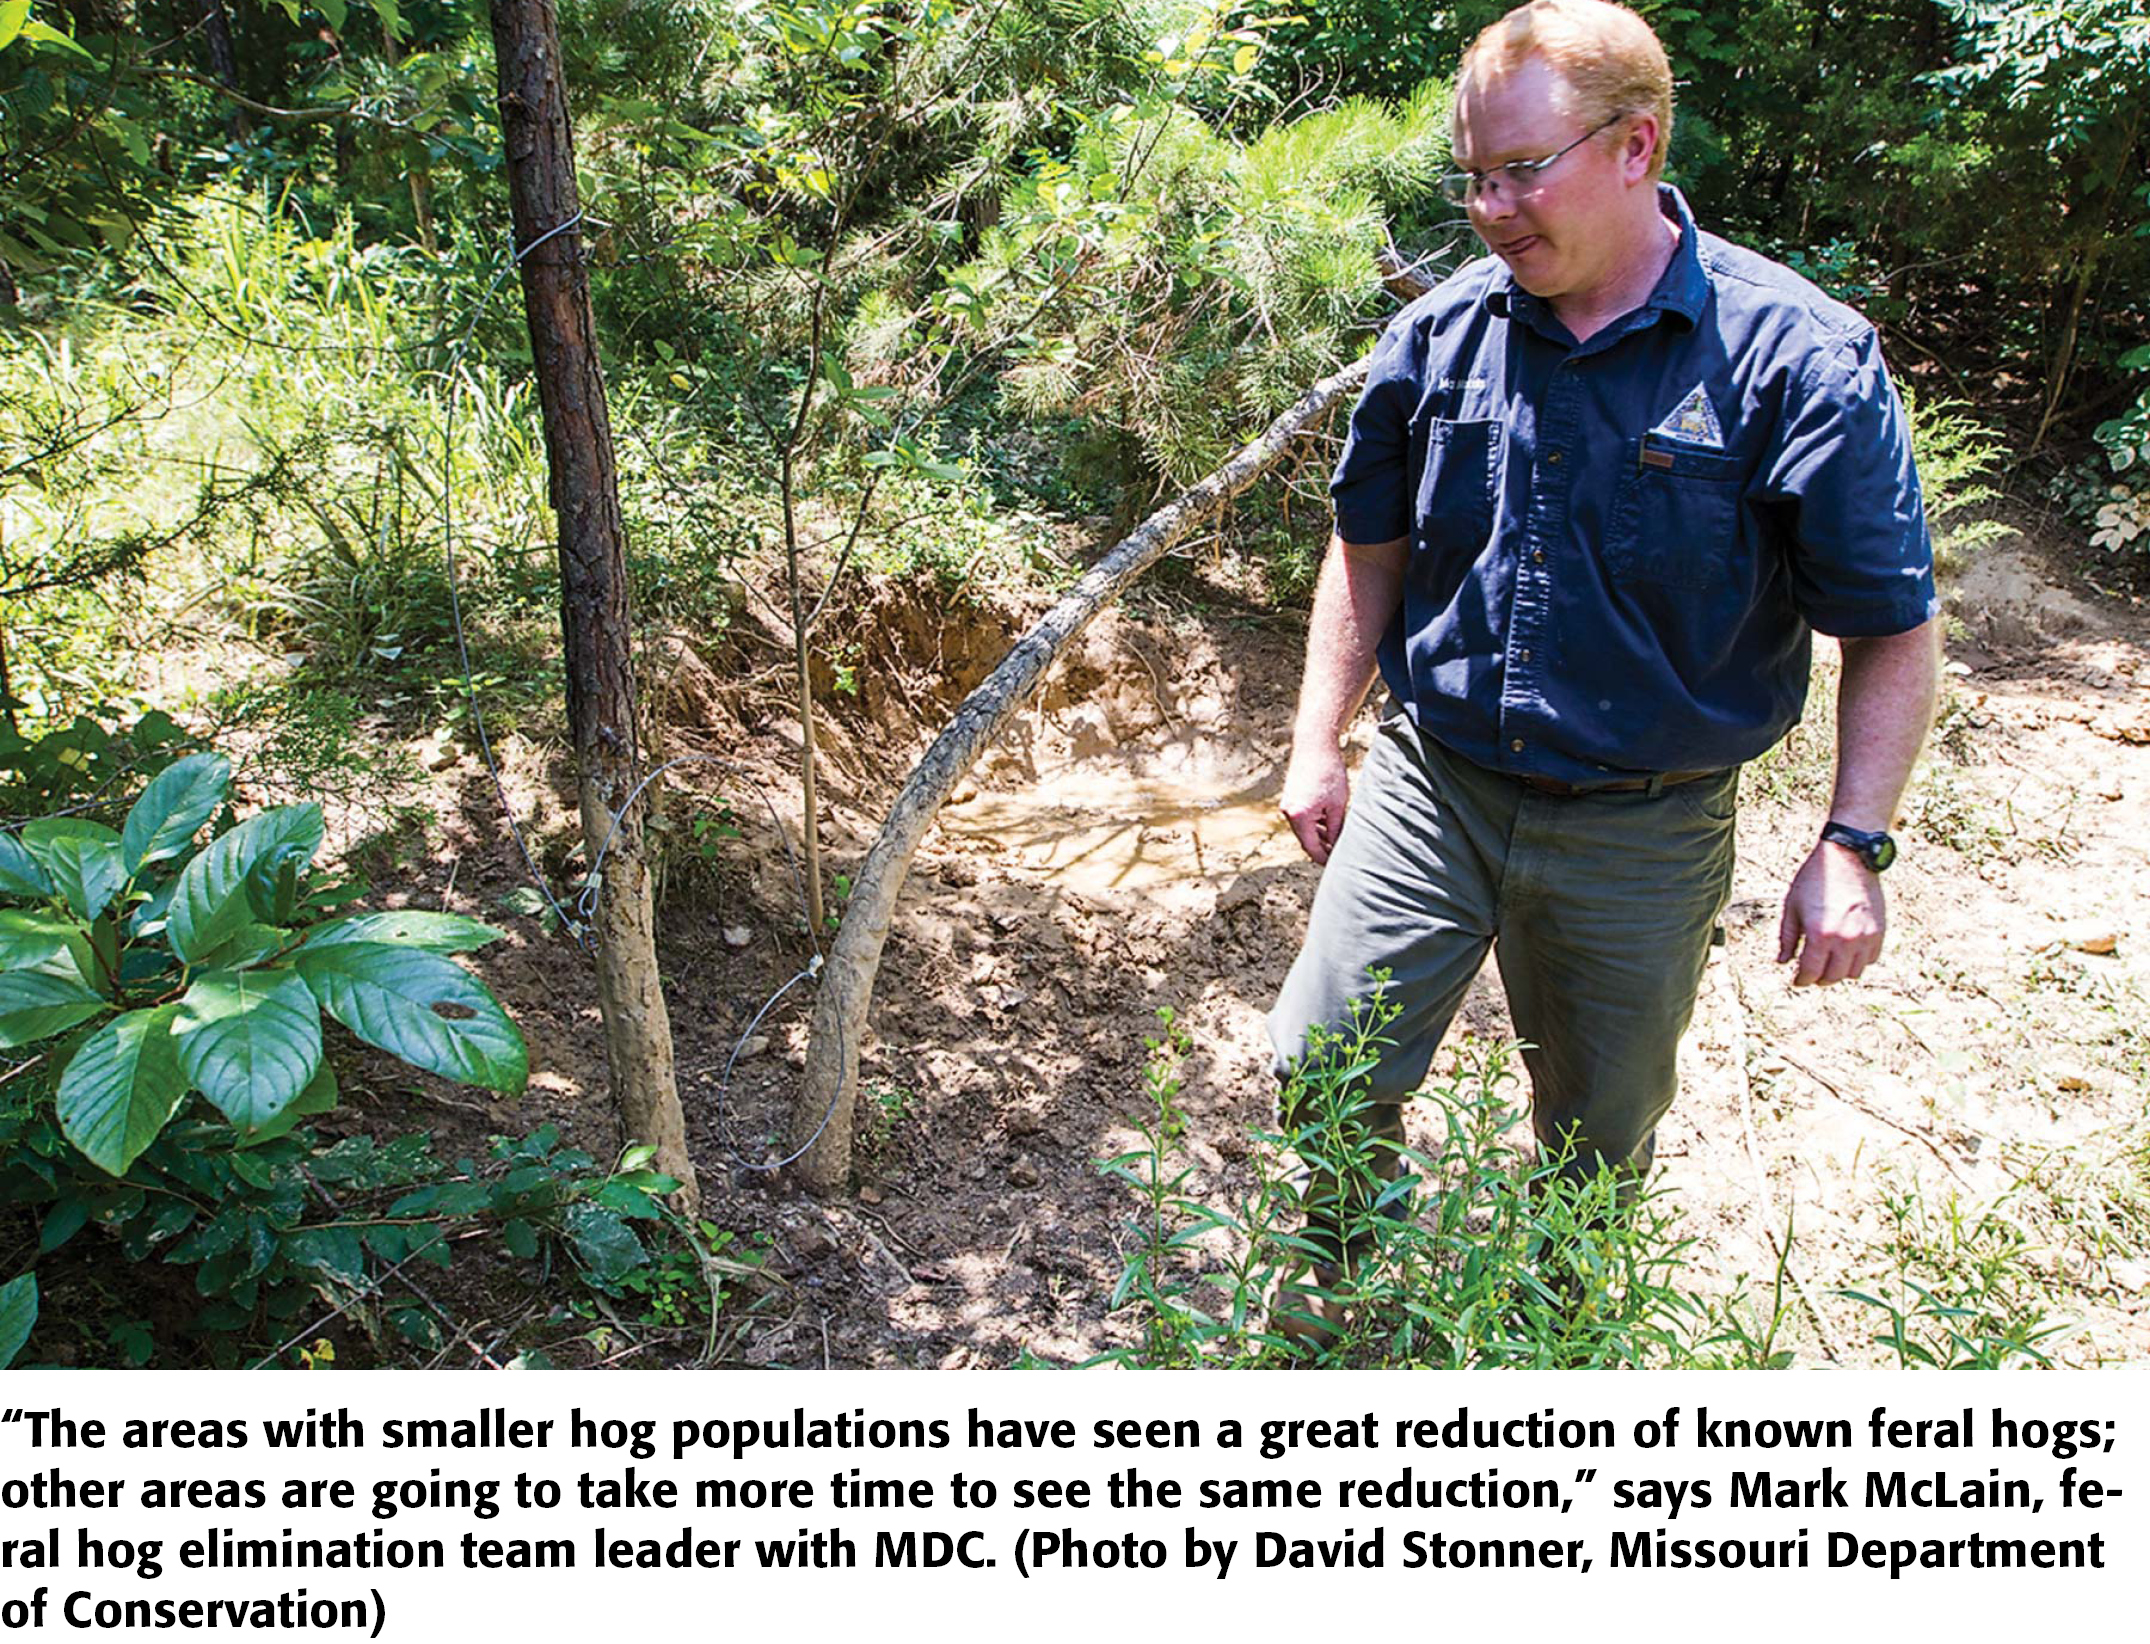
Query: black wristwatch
[{"left": 1820, "top": 821, "right": 1897, "bottom": 873}]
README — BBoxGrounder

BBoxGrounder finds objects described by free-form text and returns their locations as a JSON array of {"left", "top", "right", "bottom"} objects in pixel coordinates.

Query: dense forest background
[{"left": 2, "top": 1, "right": 2147, "bottom": 1372}]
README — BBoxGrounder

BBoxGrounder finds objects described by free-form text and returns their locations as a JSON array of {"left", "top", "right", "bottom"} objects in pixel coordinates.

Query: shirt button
[
  {"left": 1546, "top": 450, "right": 1563, "bottom": 465},
  {"left": 1520, "top": 648, "right": 1532, "bottom": 662},
  {"left": 1511, "top": 738, "right": 1525, "bottom": 753},
  {"left": 1533, "top": 550, "right": 1545, "bottom": 564}
]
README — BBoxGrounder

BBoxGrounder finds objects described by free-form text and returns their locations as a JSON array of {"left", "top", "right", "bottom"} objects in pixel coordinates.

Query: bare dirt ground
[{"left": 396, "top": 514, "right": 2150, "bottom": 1370}]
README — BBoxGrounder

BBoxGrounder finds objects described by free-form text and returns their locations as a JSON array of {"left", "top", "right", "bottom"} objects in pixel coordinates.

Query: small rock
[
  {"left": 949, "top": 781, "right": 980, "bottom": 806},
  {"left": 2056, "top": 1074, "right": 2093, "bottom": 1093},
  {"left": 1008, "top": 1155, "right": 1041, "bottom": 1188},
  {"left": 1007, "top": 1106, "right": 1047, "bottom": 1137},
  {"left": 722, "top": 924, "right": 753, "bottom": 949},
  {"left": 858, "top": 1185, "right": 883, "bottom": 1205},
  {"left": 2062, "top": 926, "right": 2119, "bottom": 956},
  {"left": 791, "top": 1222, "right": 836, "bottom": 1263},
  {"left": 735, "top": 1035, "right": 771, "bottom": 1062}
]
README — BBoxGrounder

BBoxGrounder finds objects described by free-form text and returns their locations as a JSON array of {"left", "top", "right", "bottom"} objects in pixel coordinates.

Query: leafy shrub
[
  {"left": 2086, "top": 379, "right": 2150, "bottom": 555},
  {"left": 0, "top": 745, "right": 547, "bottom": 1362},
  {"left": 932, "top": 80, "right": 1455, "bottom": 492},
  {"left": 1095, "top": 995, "right": 1778, "bottom": 1368},
  {"left": 1902, "top": 386, "right": 2011, "bottom": 574}
]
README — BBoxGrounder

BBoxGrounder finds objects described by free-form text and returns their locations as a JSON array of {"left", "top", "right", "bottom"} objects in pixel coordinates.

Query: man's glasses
[{"left": 1440, "top": 115, "right": 1623, "bottom": 206}]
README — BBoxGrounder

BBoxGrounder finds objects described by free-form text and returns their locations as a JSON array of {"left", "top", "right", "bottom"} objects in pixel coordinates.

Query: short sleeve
[
  {"left": 1760, "top": 328, "right": 1938, "bottom": 637},
  {"left": 1328, "top": 316, "right": 1421, "bottom": 547}
]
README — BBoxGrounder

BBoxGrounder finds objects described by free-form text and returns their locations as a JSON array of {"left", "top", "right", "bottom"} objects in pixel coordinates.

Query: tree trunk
[
  {"left": 2028, "top": 252, "right": 2097, "bottom": 459},
  {"left": 198, "top": 1, "right": 251, "bottom": 140},
  {"left": 380, "top": 25, "right": 438, "bottom": 254},
  {"left": 488, "top": 0, "right": 698, "bottom": 1206},
  {"left": 789, "top": 359, "right": 1371, "bottom": 1193}
]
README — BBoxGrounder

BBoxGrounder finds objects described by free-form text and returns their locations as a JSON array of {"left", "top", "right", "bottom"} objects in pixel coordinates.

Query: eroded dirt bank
[{"left": 413, "top": 531, "right": 2149, "bottom": 1368}]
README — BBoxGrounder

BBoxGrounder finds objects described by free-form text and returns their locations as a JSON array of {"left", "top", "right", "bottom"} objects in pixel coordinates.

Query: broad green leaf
[
  {"left": 0, "top": 909, "right": 97, "bottom": 985},
  {"left": 0, "top": 969, "right": 105, "bottom": 1047},
  {"left": 564, "top": 1203, "right": 645, "bottom": 1285},
  {"left": 168, "top": 805, "right": 323, "bottom": 965},
  {"left": 129, "top": 876, "right": 178, "bottom": 938},
  {"left": 241, "top": 1058, "right": 338, "bottom": 1147},
  {"left": 0, "top": 831, "right": 47, "bottom": 898},
  {"left": 21, "top": 816, "right": 119, "bottom": 851},
  {"left": 19, "top": 19, "right": 95, "bottom": 61},
  {"left": 319, "top": 0, "right": 349, "bottom": 30},
  {"left": 121, "top": 752, "right": 231, "bottom": 872},
  {"left": 0, "top": 1274, "right": 35, "bottom": 1369},
  {"left": 188, "top": 922, "right": 290, "bottom": 973},
  {"left": 502, "top": 1218, "right": 539, "bottom": 1260},
  {"left": 24, "top": 828, "right": 125, "bottom": 923},
  {"left": 302, "top": 910, "right": 506, "bottom": 953},
  {"left": 285, "top": 1225, "right": 365, "bottom": 1283},
  {"left": 40, "top": 1198, "right": 89, "bottom": 1252},
  {"left": 56, "top": 1005, "right": 184, "bottom": 1175},
  {"left": 174, "top": 969, "right": 322, "bottom": 1130},
  {"left": 295, "top": 942, "right": 526, "bottom": 1094},
  {"left": 0, "top": 3, "right": 29, "bottom": 54}
]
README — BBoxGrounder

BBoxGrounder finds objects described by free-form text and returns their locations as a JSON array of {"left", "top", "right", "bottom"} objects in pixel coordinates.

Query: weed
[
  {"left": 1839, "top": 1173, "right": 2071, "bottom": 1368},
  {"left": 863, "top": 1080, "right": 914, "bottom": 1151},
  {"left": 1092, "top": 990, "right": 1781, "bottom": 1369},
  {"left": 1908, "top": 763, "right": 2009, "bottom": 858},
  {"left": 2003, "top": 1116, "right": 2150, "bottom": 1299}
]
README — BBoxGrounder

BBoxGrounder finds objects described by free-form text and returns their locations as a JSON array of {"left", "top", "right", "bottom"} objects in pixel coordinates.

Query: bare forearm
[
  {"left": 1830, "top": 619, "right": 1941, "bottom": 831},
  {"left": 1292, "top": 533, "right": 1408, "bottom": 752}
]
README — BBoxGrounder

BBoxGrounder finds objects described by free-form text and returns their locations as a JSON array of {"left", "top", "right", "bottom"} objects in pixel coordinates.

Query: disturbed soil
[{"left": 387, "top": 513, "right": 2150, "bottom": 1370}]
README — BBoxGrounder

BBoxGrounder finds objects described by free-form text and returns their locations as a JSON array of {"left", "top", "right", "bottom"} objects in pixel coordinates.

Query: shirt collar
[{"left": 1484, "top": 184, "right": 1709, "bottom": 331}]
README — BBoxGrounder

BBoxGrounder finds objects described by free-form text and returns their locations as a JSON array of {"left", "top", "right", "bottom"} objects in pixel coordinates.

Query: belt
[{"left": 1515, "top": 769, "right": 1721, "bottom": 799}]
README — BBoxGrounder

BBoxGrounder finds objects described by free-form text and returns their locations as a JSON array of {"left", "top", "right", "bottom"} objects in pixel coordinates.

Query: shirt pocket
[
  {"left": 1412, "top": 417, "right": 1500, "bottom": 552},
  {"left": 1607, "top": 434, "right": 1744, "bottom": 589}
]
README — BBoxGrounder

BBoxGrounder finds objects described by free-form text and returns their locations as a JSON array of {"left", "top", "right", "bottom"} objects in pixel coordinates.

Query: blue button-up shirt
[{"left": 1329, "top": 186, "right": 1936, "bottom": 783}]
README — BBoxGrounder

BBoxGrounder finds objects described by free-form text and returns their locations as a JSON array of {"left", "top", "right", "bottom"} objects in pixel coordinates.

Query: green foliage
[
  {"left": 1902, "top": 387, "right": 2011, "bottom": 573},
  {"left": 1840, "top": 1174, "right": 2070, "bottom": 1368},
  {"left": 0, "top": 708, "right": 720, "bottom": 1368},
  {"left": 956, "top": 81, "right": 1453, "bottom": 491},
  {"left": 2085, "top": 382, "right": 2150, "bottom": 554},
  {"left": 1, "top": 748, "right": 524, "bottom": 1179},
  {"left": 0, "top": 1272, "right": 34, "bottom": 1367},
  {"left": 1094, "top": 995, "right": 1782, "bottom": 1368},
  {"left": 1259, "top": 2, "right": 1497, "bottom": 103}
]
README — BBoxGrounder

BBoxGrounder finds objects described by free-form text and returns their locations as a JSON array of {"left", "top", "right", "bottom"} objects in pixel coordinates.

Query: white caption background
[{"left": 0, "top": 1370, "right": 2141, "bottom": 1641}]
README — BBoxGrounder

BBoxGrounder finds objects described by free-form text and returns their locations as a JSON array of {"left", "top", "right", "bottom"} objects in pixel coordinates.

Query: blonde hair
[{"left": 1456, "top": 0, "right": 1675, "bottom": 177}]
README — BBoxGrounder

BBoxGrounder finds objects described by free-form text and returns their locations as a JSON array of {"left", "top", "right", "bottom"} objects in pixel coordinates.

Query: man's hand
[
  {"left": 1280, "top": 741, "right": 1352, "bottom": 864},
  {"left": 1776, "top": 840, "right": 1885, "bottom": 985},
  {"left": 1278, "top": 534, "right": 1406, "bottom": 867}
]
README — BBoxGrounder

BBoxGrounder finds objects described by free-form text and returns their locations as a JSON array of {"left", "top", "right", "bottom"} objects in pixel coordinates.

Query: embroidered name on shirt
[
  {"left": 1652, "top": 383, "right": 1725, "bottom": 449},
  {"left": 1433, "top": 376, "right": 1490, "bottom": 393}
]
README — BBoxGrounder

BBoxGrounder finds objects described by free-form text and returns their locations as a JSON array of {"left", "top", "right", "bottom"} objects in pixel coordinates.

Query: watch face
[{"left": 1870, "top": 834, "right": 1897, "bottom": 872}]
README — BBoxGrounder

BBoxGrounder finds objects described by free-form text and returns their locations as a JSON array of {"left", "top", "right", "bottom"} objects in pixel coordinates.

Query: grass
[{"left": 1839, "top": 1171, "right": 2072, "bottom": 1368}]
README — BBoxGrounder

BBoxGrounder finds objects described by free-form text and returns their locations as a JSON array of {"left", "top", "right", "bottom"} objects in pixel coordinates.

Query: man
[{"left": 1266, "top": 0, "right": 1940, "bottom": 1337}]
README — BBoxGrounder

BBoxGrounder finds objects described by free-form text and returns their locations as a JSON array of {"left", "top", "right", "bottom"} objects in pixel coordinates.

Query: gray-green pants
[{"left": 1268, "top": 713, "right": 1738, "bottom": 1180}]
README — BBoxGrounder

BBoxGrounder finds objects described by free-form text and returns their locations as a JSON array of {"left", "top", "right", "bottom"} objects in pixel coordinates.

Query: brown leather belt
[{"left": 1516, "top": 769, "right": 1721, "bottom": 798}]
